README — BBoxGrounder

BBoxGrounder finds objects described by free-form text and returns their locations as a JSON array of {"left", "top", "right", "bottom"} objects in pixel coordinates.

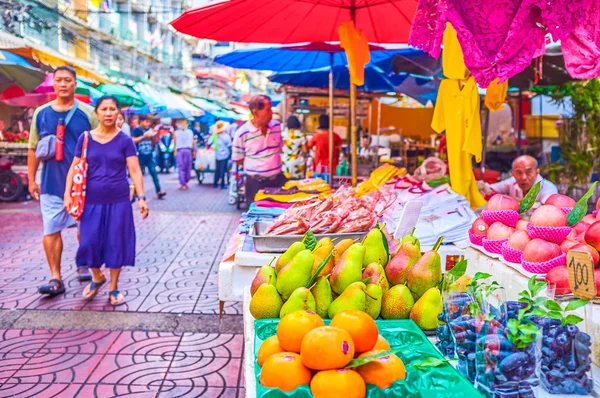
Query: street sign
[{"left": 566, "top": 250, "right": 597, "bottom": 300}]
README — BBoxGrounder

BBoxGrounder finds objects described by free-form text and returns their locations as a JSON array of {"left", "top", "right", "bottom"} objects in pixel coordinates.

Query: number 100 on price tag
[{"left": 566, "top": 251, "right": 597, "bottom": 300}]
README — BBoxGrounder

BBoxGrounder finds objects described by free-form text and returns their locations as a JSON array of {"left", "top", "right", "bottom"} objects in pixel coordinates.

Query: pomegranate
[
  {"left": 516, "top": 220, "right": 529, "bottom": 231},
  {"left": 570, "top": 243, "right": 600, "bottom": 266},
  {"left": 523, "top": 238, "right": 562, "bottom": 262},
  {"left": 573, "top": 221, "right": 591, "bottom": 235},
  {"left": 506, "top": 231, "right": 531, "bottom": 251},
  {"left": 583, "top": 214, "right": 597, "bottom": 224},
  {"left": 584, "top": 221, "right": 600, "bottom": 251},
  {"left": 486, "top": 222, "right": 515, "bottom": 241},
  {"left": 471, "top": 217, "right": 490, "bottom": 236},
  {"left": 486, "top": 194, "right": 520, "bottom": 212},
  {"left": 545, "top": 266, "right": 572, "bottom": 295},
  {"left": 560, "top": 239, "right": 579, "bottom": 253},
  {"left": 544, "top": 194, "right": 576, "bottom": 208},
  {"left": 529, "top": 205, "right": 568, "bottom": 227}
]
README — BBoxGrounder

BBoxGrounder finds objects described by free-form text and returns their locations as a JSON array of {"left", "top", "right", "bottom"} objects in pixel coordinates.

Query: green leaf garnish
[
  {"left": 519, "top": 181, "right": 541, "bottom": 214},
  {"left": 544, "top": 300, "right": 563, "bottom": 312},
  {"left": 567, "top": 182, "right": 597, "bottom": 226},
  {"left": 565, "top": 299, "right": 589, "bottom": 312},
  {"left": 302, "top": 229, "right": 318, "bottom": 251},
  {"left": 565, "top": 314, "right": 584, "bottom": 325},
  {"left": 409, "top": 357, "right": 450, "bottom": 370},
  {"left": 473, "top": 272, "right": 492, "bottom": 281},
  {"left": 306, "top": 251, "right": 333, "bottom": 288},
  {"left": 345, "top": 347, "right": 403, "bottom": 368}
]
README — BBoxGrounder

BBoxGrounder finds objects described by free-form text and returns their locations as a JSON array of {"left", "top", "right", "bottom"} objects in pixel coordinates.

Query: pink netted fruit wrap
[
  {"left": 501, "top": 242, "right": 523, "bottom": 264},
  {"left": 469, "top": 230, "right": 484, "bottom": 246},
  {"left": 522, "top": 253, "right": 567, "bottom": 274},
  {"left": 561, "top": 207, "right": 574, "bottom": 215},
  {"left": 482, "top": 210, "right": 519, "bottom": 228},
  {"left": 483, "top": 238, "right": 508, "bottom": 254},
  {"left": 526, "top": 224, "right": 572, "bottom": 244}
]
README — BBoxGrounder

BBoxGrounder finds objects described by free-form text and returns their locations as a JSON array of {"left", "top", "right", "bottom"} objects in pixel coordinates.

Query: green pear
[
  {"left": 276, "top": 249, "right": 314, "bottom": 300},
  {"left": 365, "top": 284, "right": 383, "bottom": 319},
  {"left": 385, "top": 240, "right": 422, "bottom": 286},
  {"left": 250, "top": 265, "right": 276, "bottom": 296},
  {"left": 334, "top": 239, "right": 355, "bottom": 265},
  {"left": 410, "top": 287, "right": 443, "bottom": 330},
  {"left": 312, "top": 238, "right": 335, "bottom": 277},
  {"left": 407, "top": 237, "right": 443, "bottom": 299},
  {"left": 327, "top": 282, "right": 367, "bottom": 318},
  {"left": 362, "top": 263, "right": 390, "bottom": 294},
  {"left": 280, "top": 287, "right": 316, "bottom": 318},
  {"left": 275, "top": 241, "right": 306, "bottom": 274},
  {"left": 448, "top": 275, "right": 472, "bottom": 293},
  {"left": 311, "top": 277, "right": 333, "bottom": 319},
  {"left": 330, "top": 244, "right": 365, "bottom": 295},
  {"left": 362, "top": 227, "right": 389, "bottom": 268},
  {"left": 249, "top": 283, "right": 283, "bottom": 319},
  {"left": 400, "top": 227, "right": 421, "bottom": 248},
  {"left": 380, "top": 285, "right": 415, "bottom": 320}
]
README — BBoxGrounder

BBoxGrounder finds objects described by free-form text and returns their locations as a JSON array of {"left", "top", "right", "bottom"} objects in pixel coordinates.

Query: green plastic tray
[{"left": 253, "top": 319, "right": 482, "bottom": 398}]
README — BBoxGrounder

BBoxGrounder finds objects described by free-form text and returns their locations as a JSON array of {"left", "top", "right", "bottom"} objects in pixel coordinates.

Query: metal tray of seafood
[{"left": 250, "top": 222, "right": 367, "bottom": 253}]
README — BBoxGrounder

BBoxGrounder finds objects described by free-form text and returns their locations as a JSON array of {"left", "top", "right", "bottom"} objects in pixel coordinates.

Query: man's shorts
[{"left": 40, "top": 194, "right": 76, "bottom": 236}]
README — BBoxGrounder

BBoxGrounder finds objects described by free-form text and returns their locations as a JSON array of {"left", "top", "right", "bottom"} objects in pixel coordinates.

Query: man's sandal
[{"left": 39, "top": 279, "right": 66, "bottom": 296}]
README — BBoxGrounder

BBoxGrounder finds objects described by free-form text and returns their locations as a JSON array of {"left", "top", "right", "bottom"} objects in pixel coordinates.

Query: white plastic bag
[{"left": 195, "top": 148, "right": 216, "bottom": 171}]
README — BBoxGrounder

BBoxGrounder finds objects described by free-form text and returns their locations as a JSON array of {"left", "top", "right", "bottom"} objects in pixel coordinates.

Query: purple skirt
[{"left": 76, "top": 201, "right": 135, "bottom": 269}]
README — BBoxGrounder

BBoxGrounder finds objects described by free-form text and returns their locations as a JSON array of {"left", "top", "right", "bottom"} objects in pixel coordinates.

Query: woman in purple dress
[{"left": 64, "top": 95, "right": 149, "bottom": 306}]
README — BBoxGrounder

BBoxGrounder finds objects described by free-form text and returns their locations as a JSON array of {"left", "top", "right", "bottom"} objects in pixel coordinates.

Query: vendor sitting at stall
[{"left": 480, "top": 155, "right": 558, "bottom": 205}]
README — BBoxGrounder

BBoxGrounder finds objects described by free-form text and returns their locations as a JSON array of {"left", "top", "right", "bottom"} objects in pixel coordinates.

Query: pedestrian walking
[
  {"left": 174, "top": 118, "right": 195, "bottom": 190},
  {"left": 210, "top": 120, "right": 232, "bottom": 189},
  {"left": 64, "top": 95, "right": 149, "bottom": 306},
  {"left": 27, "top": 66, "right": 99, "bottom": 294},
  {"left": 308, "top": 114, "right": 343, "bottom": 176},
  {"left": 117, "top": 112, "right": 131, "bottom": 137},
  {"left": 232, "top": 95, "right": 287, "bottom": 203},
  {"left": 281, "top": 115, "right": 308, "bottom": 180},
  {"left": 131, "top": 115, "right": 166, "bottom": 199}
]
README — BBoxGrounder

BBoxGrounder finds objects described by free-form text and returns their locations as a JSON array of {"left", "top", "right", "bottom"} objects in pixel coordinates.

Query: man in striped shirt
[{"left": 232, "top": 95, "right": 287, "bottom": 203}]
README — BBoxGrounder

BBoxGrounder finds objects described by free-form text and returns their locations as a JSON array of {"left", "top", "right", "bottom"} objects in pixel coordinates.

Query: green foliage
[
  {"left": 519, "top": 181, "right": 541, "bottom": 214},
  {"left": 302, "top": 230, "right": 317, "bottom": 251},
  {"left": 545, "top": 79, "right": 600, "bottom": 194}
]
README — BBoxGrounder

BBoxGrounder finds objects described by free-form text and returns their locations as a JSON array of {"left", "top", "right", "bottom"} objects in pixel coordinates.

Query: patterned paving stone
[
  {"left": 86, "top": 354, "right": 170, "bottom": 386},
  {"left": 76, "top": 383, "right": 160, "bottom": 398},
  {"left": 7, "top": 352, "right": 104, "bottom": 384},
  {"left": 157, "top": 386, "right": 239, "bottom": 398},
  {"left": 0, "top": 382, "right": 83, "bottom": 398}
]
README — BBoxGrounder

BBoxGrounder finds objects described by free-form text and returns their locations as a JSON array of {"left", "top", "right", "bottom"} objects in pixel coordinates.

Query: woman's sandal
[
  {"left": 108, "top": 290, "right": 126, "bottom": 306},
  {"left": 39, "top": 279, "right": 66, "bottom": 296},
  {"left": 82, "top": 278, "right": 107, "bottom": 300}
]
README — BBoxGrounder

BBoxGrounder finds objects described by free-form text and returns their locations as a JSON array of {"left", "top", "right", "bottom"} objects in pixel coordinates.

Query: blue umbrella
[
  {"left": 0, "top": 50, "right": 46, "bottom": 92},
  {"left": 269, "top": 65, "right": 396, "bottom": 93},
  {"left": 155, "top": 109, "right": 193, "bottom": 119},
  {"left": 388, "top": 74, "right": 440, "bottom": 105},
  {"left": 214, "top": 42, "right": 434, "bottom": 75}
]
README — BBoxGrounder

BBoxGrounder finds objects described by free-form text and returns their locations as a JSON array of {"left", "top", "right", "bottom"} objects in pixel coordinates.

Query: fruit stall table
[{"left": 241, "top": 286, "right": 600, "bottom": 398}]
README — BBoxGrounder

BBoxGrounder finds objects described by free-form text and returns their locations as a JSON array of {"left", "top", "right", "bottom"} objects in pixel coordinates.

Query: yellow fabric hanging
[
  {"left": 90, "top": 0, "right": 103, "bottom": 8},
  {"left": 442, "top": 23, "right": 468, "bottom": 80},
  {"left": 485, "top": 78, "right": 509, "bottom": 112},
  {"left": 432, "top": 77, "right": 486, "bottom": 209},
  {"left": 338, "top": 21, "right": 370, "bottom": 86}
]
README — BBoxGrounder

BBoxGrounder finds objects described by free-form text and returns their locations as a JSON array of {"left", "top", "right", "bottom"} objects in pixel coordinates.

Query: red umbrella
[{"left": 171, "top": 0, "right": 418, "bottom": 44}]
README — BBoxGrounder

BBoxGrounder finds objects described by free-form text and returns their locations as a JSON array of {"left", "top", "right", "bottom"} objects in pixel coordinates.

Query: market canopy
[
  {"left": 171, "top": 0, "right": 418, "bottom": 44},
  {"left": 97, "top": 83, "right": 144, "bottom": 107},
  {"left": 0, "top": 50, "right": 46, "bottom": 92},
  {"left": 269, "top": 64, "right": 396, "bottom": 93},
  {"left": 163, "top": 92, "right": 203, "bottom": 116},
  {"left": 214, "top": 43, "right": 427, "bottom": 74},
  {"left": 134, "top": 83, "right": 167, "bottom": 113}
]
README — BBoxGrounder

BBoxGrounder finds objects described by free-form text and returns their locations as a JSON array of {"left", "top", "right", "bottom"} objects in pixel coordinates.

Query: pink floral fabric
[
  {"left": 562, "top": 0, "right": 600, "bottom": 79},
  {"left": 409, "top": 0, "right": 591, "bottom": 87}
]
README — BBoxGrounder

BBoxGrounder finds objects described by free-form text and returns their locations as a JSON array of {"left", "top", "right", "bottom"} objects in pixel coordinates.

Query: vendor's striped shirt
[{"left": 232, "top": 120, "right": 283, "bottom": 177}]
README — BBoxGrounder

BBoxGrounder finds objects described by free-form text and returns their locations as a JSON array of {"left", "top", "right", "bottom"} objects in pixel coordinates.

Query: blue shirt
[
  {"left": 28, "top": 101, "right": 98, "bottom": 198},
  {"left": 75, "top": 132, "right": 137, "bottom": 204},
  {"left": 131, "top": 126, "right": 154, "bottom": 156}
]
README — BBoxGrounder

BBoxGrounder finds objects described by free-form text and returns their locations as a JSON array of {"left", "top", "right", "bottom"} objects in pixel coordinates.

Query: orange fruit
[
  {"left": 260, "top": 352, "right": 312, "bottom": 392},
  {"left": 277, "top": 310, "right": 324, "bottom": 353},
  {"left": 310, "top": 369, "right": 366, "bottom": 398},
  {"left": 374, "top": 335, "right": 391, "bottom": 351},
  {"left": 330, "top": 309, "right": 379, "bottom": 353},
  {"left": 356, "top": 350, "right": 406, "bottom": 389},
  {"left": 257, "top": 336, "right": 284, "bottom": 367},
  {"left": 300, "top": 326, "right": 355, "bottom": 370}
]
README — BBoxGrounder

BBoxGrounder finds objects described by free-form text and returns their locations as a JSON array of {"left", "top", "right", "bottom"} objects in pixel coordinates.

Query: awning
[
  {"left": 163, "top": 92, "right": 203, "bottom": 116},
  {"left": 0, "top": 31, "right": 31, "bottom": 59},
  {"left": 188, "top": 97, "right": 241, "bottom": 120},
  {"left": 31, "top": 48, "right": 107, "bottom": 84},
  {"left": 134, "top": 83, "right": 167, "bottom": 113}
]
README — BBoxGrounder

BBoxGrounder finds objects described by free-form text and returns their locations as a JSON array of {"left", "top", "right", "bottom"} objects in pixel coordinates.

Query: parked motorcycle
[{"left": 157, "top": 134, "right": 175, "bottom": 173}]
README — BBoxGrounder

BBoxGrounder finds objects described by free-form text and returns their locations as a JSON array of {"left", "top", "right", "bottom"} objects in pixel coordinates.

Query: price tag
[{"left": 566, "top": 250, "right": 597, "bottom": 300}]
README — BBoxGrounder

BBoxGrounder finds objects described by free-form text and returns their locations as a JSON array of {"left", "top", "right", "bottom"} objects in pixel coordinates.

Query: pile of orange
[{"left": 258, "top": 309, "right": 407, "bottom": 398}]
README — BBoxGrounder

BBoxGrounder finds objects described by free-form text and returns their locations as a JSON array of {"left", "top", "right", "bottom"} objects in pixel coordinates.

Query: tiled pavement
[{"left": 0, "top": 174, "right": 246, "bottom": 397}]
